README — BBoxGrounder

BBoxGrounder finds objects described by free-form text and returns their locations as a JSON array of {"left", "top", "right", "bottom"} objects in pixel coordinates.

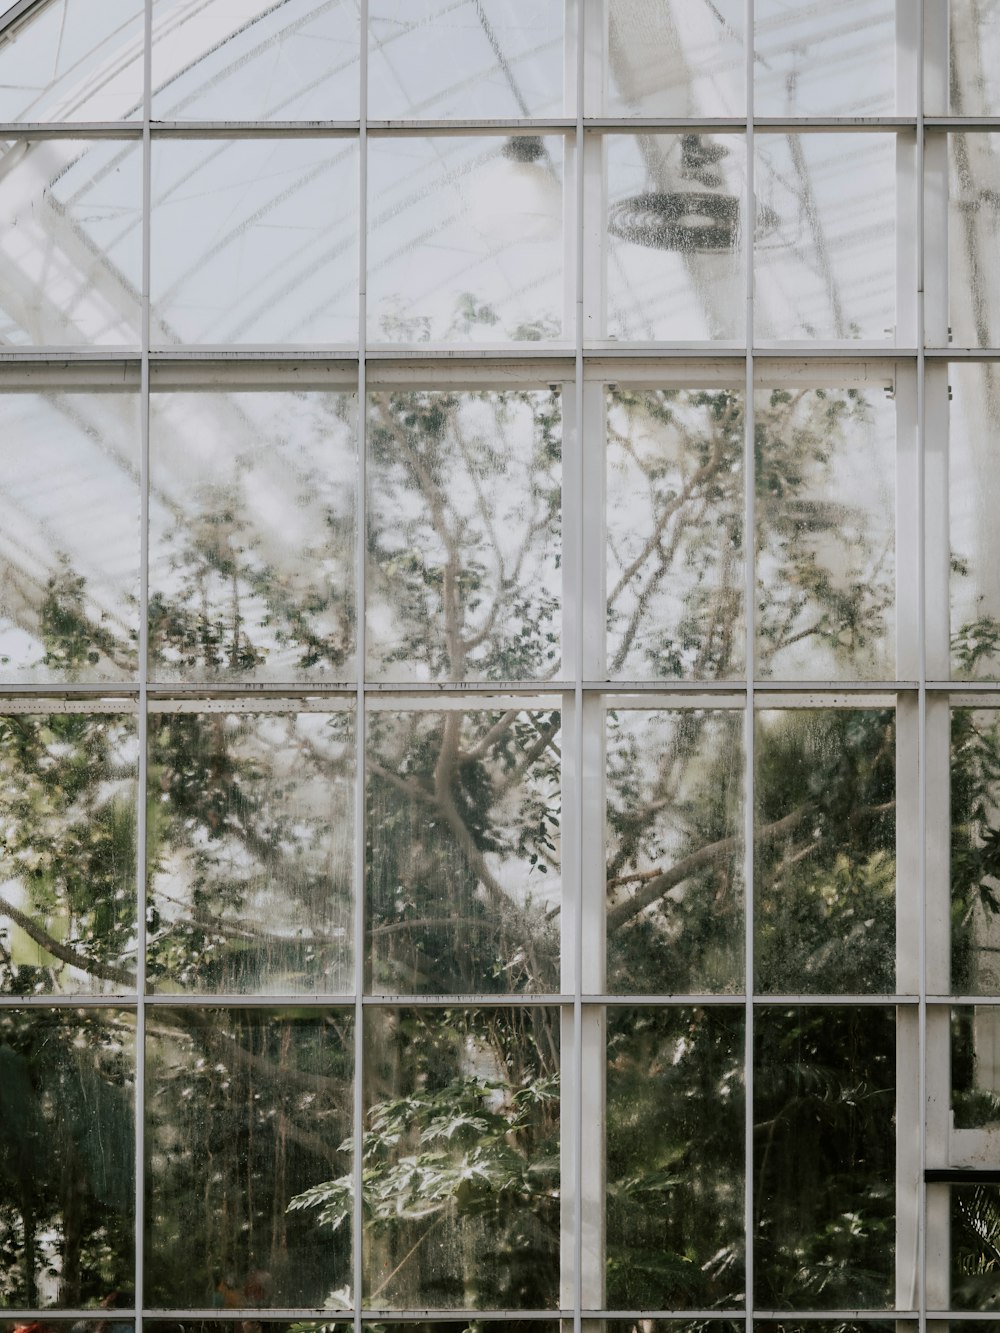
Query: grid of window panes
[{"left": 5, "top": 0, "right": 1000, "bottom": 1330}]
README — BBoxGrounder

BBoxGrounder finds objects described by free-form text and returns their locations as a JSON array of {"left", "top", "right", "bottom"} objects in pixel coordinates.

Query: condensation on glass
[
  {"left": 605, "top": 707, "right": 744, "bottom": 994},
  {"left": 367, "top": 387, "right": 561, "bottom": 682},
  {"left": 149, "top": 389, "right": 357, "bottom": 682},
  {"left": 948, "top": 134, "right": 1000, "bottom": 350},
  {"left": 146, "top": 704, "right": 354, "bottom": 995},
  {"left": 367, "top": 135, "right": 564, "bottom": 344}
]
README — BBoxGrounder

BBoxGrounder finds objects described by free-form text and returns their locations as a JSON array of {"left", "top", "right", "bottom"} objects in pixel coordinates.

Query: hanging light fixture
[{"left": 470, "top": 134, "right": 562, "bottom": 247}]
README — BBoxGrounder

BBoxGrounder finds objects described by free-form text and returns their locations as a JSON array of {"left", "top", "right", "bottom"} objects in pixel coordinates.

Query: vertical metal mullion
[
  {"left": 744, "top": 0, "right": 755, "bottom": 1325},
  {"left": 135, "top": 0, "right": 152, "bottom": 1326},
  {"left": 916, "top": 3, "right": 928, "bottom": 1331},
  {"left": 573, "top": 0, "right": 585, "bottom": 1327},
  {"left": 353, "top": 4, "right": 368, "bottom": 1327}
]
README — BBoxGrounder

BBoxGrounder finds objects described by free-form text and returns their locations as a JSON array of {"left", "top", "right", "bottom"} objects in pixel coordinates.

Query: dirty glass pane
[
  {"left": 0, "top": 0, "right": 143, "bottom": 121},
  {"left": 951, "top": 710, "right": 1000, "bottom": 995},
  {"left": 949, "top": 363, "right": 1000, "bottom": 679},
  {"left": 607, "top": 1006, "right": 744, "bottom": 1308},
  {"left": 150, "top": 138, "right": 358, "bottom": 345},
  {"left": 952, "top": 1005, "right": 1000, "bottom": 1132},
  {"left": 145, "top": 1007, "right": 353, "bottom": 1309},
  {"left": 0, "top": 140, "right": 142, "bottom": 347},
  {"left": 149, "top": 391, "right": 356, "bottom": 683},
  {"left": 151, "top": 0, "right": 360, "bottom": 121},
  {"left": 606, "top": 709, "right": 744, "bottom": 994},
  {"left": 605, "top": 0, "right": 745, "bottom": 118},
  {"left": 949, "top": 134, "right": 1000, "bottom": 350},
  {"left": 755, "top": 0, "right": 895, "bottom": 116},
  {"left": 0, "top": 390, "right": 140, "bottom": 682},
  {"left": 0, "top": 709, "right": 137, "bottom": 996},
  {"left": 0, "top": 1008, "right": 135, "bottom": 1309},
  {"left": 605, "top": 134, "right": 745, "bottom": 342},
  {"left": 947, "top": 0, "right": 1000, "bottom": 116},
  {"left": 949, "top": 1184, "right": 1000, "bottom": 1309},
  {"left": 368, "top": 0, "right": 563, "bottom": 119},
  {"left": 146, "top": 706, "right": 354, "bottom": 995},
  {"left": 606, "top": 384, "right": 744, "bottom": 678},
  {"left": 754, "top": 1006, "right": 896, "bottom": 1308},
  {"left": 755, "top": 384, "right": 896, "bottom": 681},
  {"left": 754, "top": 709, "right": 896, "bottom": 995},
  {"left": 366, "top": 705, "right": 561, "bottom": 995},
  {"left": 754, "top": 134, "right": 896, "bottom": 343},
  {"left": 362, "top": 1007, "right": 559, "bottom": 1308},
  {"left": 367, "top": 388, "right": 561, "bottom": 682},
  {"left": 367, "top": 135, "right": 563, "bottom": 344}
]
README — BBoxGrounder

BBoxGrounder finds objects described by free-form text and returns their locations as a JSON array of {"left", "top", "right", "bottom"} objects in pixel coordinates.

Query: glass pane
[
  {"left": 948, "top": 0, "right": 1000, "bottom": 116},
  {"left": 149, "top": 390, "right": 356, "bottom": 683},
  {"left": 949, "top": 364, "right": 1000, "bottom": 678},
  {"left": 606, "top": 384, "right": 744, "bottom": 679},
  {"left": 367, "top": 135, "right": 563, "bottom": 344},
  {"left": 606, "top": 709, "right": 744, "bottom": 994},
  {"left": 0, "top": 709, "right": 137, "bottom": 996},
  {"left": 605, "top": 134, "right": 745, "bottom": 342},
  {"left": 0, "top": 0, "right": 143, "bottom": 122},
  {"left": 145, "top": 1007, "right": 353, "bottom": 1309},
  {"left": 367, "top": 388, "right": 561, "bottom": 682},
  {"left": 146, "top": 707, "right": 354, "bottom": 995},
  {"left": 605, "top": 0, "right": 745, "bottom": 117},
  {"left": 754, "top": 134, "right": 896, "bottom": 342},
  {"left": 754, "top": 1006, "right": 896, "bottom": 1308},
  {"left": 951, "top": 709, "right": 1000, "bottom": 995},
  {"left": 0, "top": 140, "right": 142, "bottom": 347},
  {"left": 754, "top": 709, "right": 896, "bottom": 995},
  {"left": 606, "top": 1006, "right": 744, "bottom": 1308},
  {"left": 949, "top": 134, "right": 1000, "bottom": 350},
  {"left": 0, "top": 1008, "right": 134, "bottom": 1309},
  {"left": 952, "top": 1005, "right": 1000, "bottom": 1131},
  {"left": 368, "top": 1, "right": 563, "bottom": 119},
  {"left": 755, "top": 0, "right": 895, "bottom": 116},
  {"left": 0, "top": 390, "right": 140, "bottom": 682},
  {"left": 150, "top": 138, "right": 358, "bottom": 345},
  {"left": 755, "top": 384, "right": 896, "bottom": 681},
  {"left": 360, "top": 1007, "right": 559, "bottom": 1308},
  {"left": 151, "top": 0, "right": 360, "bottom": 121},
  {"left": 366, "top": 706, "right": 561, "bottom": 995},
  {"left": 950, "top": 1184, "right": 1000, "bottom": 1309}
]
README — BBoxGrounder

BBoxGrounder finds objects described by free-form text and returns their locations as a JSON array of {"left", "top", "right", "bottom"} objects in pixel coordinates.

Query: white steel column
[{"left": 745, "top": 0, "right": 756, "bottom": 1322}]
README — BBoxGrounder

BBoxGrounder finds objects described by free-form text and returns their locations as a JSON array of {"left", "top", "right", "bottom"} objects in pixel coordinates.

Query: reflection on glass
[
  {"left": 755, "top": 385, "right": 896, "bottom": 680},
  {"left": 606, "top": 710, "right": 743, "bottom": 994},
  {"left": 755, "top": 0, "right": 895, "bottom": 116},
  {"left": 949, "top": 364, "right": 1000, "bottom": 678},
  {"left": 146, "top": 707, "right": 354, "bottom": 995},
  {"left": 367, "top": 389, "right": 561, "bottom": 682},
  {"left": 755, "top": 709, "right": 896, "bottom": 995},
  {"left": 605, "top": 134, "right": 745, "bottom": 342},
  {"left": 368, "top": 1, "right": 563, "bottom": 119},
  {"left": 0, "top": 1008, "right": 135, "bottom": 1309},
  {"left": 607, "top": 1006, "right": 744, "bottom": 1308},
  {"left": 151, "top": 0, "right": 360, "bottom": 121},
  {"left": 950, "top": 710, "right": 1000, "bottom": 995},
  {"left": 360, "top": 1007, "right": 559, "bottom": 1309},
  {"left": 0, "top": 710, "right": 138, "bottom": 996},
  {"left": 0, "top": 0, "right": 144, "bottom": 121},
  {"left": 949, "top": 134, "right": 1000, "bottom": 349},
  {"left": 606, "top": 385, "right": 744, "bottom": 678},
  {"left": 145, "top": 1008, "right": 353, "bottom": 1309},
  {"left": 755, "top": 134, "right": 896, "bottom": 342},
  {"left": 368, "top": 136, "right": 563, "bottom": 344},
  {"left": 0, "top": 140, "right": 142, "bottom": 347},
  {"left": 0, "top": 391, "right": 140, "bottom": 681},
  {"left": 149, "top": 391, "right": 356, "bottom": 682},
  {"left": 950, "top": 1184, "right": 1000, "bottom": 1309},
  {"left": 366, "top": 706, "right": 561, "bottom": 995},
  {"left": 948, "top": 0, "right": 1000, "bottom": 116},
  {"left": 150, "top": 138, "right": 358, "bottom": 345},
  {"left": 754, "top": 1006, "right": 896, "bottom": 1308},
  {"left": 605, "top": 0, "right": 744, "bottom": 117}
]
